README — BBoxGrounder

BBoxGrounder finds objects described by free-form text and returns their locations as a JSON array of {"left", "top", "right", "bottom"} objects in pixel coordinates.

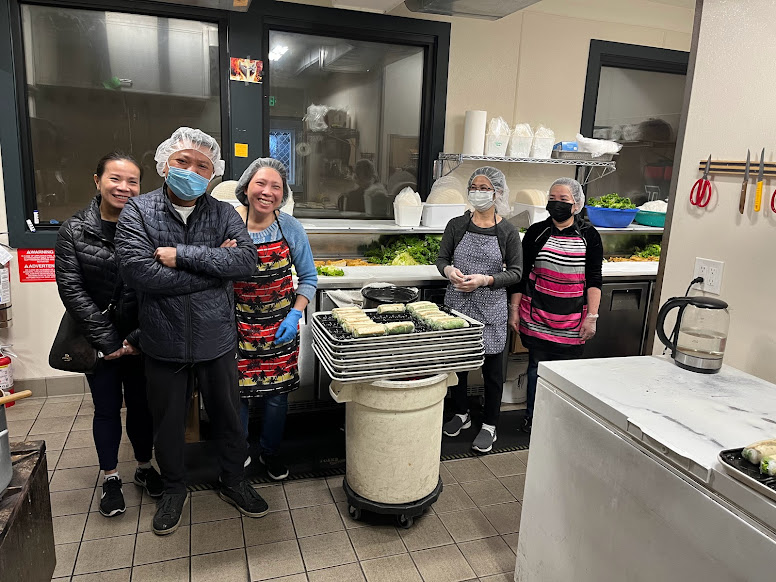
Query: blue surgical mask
[{"left": 166, "top": 166, "right": 210, "bottom": 201}]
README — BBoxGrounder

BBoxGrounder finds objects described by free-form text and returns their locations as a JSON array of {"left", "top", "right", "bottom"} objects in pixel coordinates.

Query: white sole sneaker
[
  {"left": 472, "top": 433, "right": 497, "bottom": 454},
  {"left": 244, "top": 455, "right": 252, "bottom": 468},
  {"left": 443, "top": 420, "right": 471, "bottom": 437}
]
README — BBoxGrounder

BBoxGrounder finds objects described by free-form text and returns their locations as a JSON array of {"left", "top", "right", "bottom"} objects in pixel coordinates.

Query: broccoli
[{"left": 587, "top": 193, "right": 636, "bottom": 209}]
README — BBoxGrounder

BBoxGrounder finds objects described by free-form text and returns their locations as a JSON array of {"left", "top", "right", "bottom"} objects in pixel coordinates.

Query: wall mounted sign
[
  {"left": 18, "top": 249, "right": 56, "bottom": 283},
  {"left": 230, "top": 58, "right": 263, "bottom": 83}
]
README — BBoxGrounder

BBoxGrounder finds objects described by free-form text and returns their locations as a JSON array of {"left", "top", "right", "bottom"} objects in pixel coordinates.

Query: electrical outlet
[{"left": 693, "top": 258, "right": 724, "bottom": 295}]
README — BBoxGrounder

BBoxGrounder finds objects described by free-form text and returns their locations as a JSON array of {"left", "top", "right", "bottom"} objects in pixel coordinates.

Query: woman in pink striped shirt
[{"left": 508, "top": 178, "right": 603, "bottom": 433}]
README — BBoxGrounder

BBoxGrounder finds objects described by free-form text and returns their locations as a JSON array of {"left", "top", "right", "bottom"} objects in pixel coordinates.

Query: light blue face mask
[{"left": 166, "top": 166, "right": 210, "bottom": 201}]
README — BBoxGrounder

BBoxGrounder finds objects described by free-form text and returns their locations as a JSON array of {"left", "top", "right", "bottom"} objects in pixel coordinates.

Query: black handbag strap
[{"left": 101, "top": 276, "right": 124, "bottom": 316}]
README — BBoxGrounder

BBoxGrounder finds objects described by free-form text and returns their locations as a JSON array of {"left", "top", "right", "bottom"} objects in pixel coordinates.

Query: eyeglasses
[{"left": 469, "top": 185, "right": 495, "bottom": 192}]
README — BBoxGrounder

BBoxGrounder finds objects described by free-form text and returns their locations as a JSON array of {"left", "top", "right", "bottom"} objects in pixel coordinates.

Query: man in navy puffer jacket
[{"left": 116, "top": 127, "right": 269, "bottom": 536}]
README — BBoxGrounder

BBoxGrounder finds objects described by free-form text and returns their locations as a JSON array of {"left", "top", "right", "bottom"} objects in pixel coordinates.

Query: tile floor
[{"left": 6, "top": 394, "right": 526, "bottom": 582}]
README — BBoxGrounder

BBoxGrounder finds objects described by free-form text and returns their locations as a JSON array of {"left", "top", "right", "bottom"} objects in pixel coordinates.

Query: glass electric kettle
[{"left": 656, "top": 296, "right": 730, "bottom": 373}]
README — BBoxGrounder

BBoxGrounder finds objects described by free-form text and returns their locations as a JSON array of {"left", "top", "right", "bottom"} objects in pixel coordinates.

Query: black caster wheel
[
  {"left": 397, "top": 514, "right": 414, "bottom": 529},
  {"left": 348, "top": 505, "right": 362, "bottom": 521}
]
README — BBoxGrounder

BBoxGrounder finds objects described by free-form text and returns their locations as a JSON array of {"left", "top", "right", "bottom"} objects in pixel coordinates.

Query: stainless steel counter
[{"left": 311, "top": 262, "right": 659, "bottom": 288}]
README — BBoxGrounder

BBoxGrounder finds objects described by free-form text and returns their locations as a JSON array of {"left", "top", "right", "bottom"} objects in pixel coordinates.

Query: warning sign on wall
[{"left": 18, "top": 249, "right": 56, "bottom": 283}]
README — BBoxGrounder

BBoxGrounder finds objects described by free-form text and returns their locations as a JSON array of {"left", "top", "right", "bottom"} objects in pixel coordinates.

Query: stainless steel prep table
[{"left": 293, "top": 262, "right": 659, "bottom": 408}]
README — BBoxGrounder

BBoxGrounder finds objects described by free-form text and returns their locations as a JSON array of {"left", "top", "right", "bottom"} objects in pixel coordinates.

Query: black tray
[{"left": 718, "top": 448, "right": 776, "bottom": 503}]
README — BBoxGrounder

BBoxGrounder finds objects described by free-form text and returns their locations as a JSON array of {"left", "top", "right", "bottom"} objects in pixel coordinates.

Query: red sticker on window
[{"left": 18, "top": 249, "right": 56, "bottom": 283}]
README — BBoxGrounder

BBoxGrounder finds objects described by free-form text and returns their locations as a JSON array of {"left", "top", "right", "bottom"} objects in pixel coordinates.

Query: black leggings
[
  {"left": 86, "top": 356, "right": 153, "bottom": 472},
  {"left": 450, "top": 351, "right": 505, "bottom": 426}
]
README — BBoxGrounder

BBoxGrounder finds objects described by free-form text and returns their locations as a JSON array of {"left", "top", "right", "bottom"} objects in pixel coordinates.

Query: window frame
[
  {"left": 259, "top": 3, "right": 449, "bottom": 208},
  {"left": 0, "top": 0, "right": 230, "bottom": 248}
]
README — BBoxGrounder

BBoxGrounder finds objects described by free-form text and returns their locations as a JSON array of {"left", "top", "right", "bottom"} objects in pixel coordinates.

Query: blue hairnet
[
  {"left": 154, "top": 127, "right": 225, "bottom": 178},
  {"left": 550, "top": 177, "right": 585, "bottom": 214},
  {"left": 468, "top": 166, "right": 510, "bottom": 215},
  {"left": 236, "top": 158, "right": 291, "bottom": 207}
]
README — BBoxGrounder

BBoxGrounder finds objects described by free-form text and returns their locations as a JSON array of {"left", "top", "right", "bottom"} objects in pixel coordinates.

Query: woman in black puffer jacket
[{"left": 55, "top": 152, "right": 162, "bottom": 518}]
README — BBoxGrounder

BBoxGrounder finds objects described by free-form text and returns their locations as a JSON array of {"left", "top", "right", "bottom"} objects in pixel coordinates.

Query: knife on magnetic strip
[
  {"left": 755, "top": 148, "right": 765, "bottom": 212},
  {"left": 740, "top": 149, "right": 750, "bottom": 214}
]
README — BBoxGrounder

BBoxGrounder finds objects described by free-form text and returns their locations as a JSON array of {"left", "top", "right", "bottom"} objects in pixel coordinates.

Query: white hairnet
[
  {"left": 235, "top": 157, "right": 291, "bottom": 207},
  {"left": 550, "top": 177, "right": 585, "bottom": 214},
  {"left": 154, "top": 127, "right": 225, "bottom": 178},
  {"left": 468, "top": 166, "right": 510, "bottom": 215}
]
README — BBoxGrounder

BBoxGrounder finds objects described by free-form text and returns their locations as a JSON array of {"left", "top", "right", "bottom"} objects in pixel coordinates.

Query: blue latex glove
[{"left": 274, "top": 308, "right": 303, "bottom": 345}]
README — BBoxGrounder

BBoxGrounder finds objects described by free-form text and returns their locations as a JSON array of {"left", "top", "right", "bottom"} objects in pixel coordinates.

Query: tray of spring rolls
[
  {"left": 718, "top": 439, "right": 776, "bottom": 503},
  {"left": 311, "top": 302, "right": 484, "bottom": 345},
  {"left": 311, "top": 302, "right": 485, "bottom": 382}
]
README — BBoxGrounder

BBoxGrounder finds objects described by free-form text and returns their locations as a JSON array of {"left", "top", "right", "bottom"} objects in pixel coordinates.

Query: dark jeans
[
  {"left": 526, "top": 348, "right": 579, "bottom": 419},
  {"left": 145, "top": 351, "right": 246, "bottom": 494},
  {"left": 239, "top": 392, "right": 289, "bottom": 457},
  {"left": 85, "top": 356, "right": 153, "bottom": 472},
  {"left": 451, "top": 351, "right": 505, "bottom": 426}
]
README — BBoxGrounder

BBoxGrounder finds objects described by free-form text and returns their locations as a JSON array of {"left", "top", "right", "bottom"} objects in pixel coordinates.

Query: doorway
[{"left": 581, "top": 41, "right": 689, "bottom": 205}]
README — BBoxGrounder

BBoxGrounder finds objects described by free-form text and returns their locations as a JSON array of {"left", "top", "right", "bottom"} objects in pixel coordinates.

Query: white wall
[
  {"left": 0, "top": 0, "right": 695, "bottom": 383},
  {"left": 0, "top": 146, "right": 70, "bottom": 383},
  {"left": 655, "top": 0, "right": 776, "bottom": 383},
  {"left": 387, "top": 0, "right": 694, "bottom": 190}
]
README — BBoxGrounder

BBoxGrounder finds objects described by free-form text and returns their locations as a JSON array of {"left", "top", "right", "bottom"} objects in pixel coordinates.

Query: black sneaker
[
  {"left": 218, "top": 480, "right": 269, "bottom": 518},
  {"left": 152, "top": 492, "right": 189, "bottom": 536},
  {"left": 523, "top": 417, "right": 532, "bottom": 433},
  {"left": 99, "top": 476, "right": 126, "bottom": 517},
  {"left": 442, "top": 413, "right": 471, "bottom": 437},
  {"left": 260, "top": 454, "right": 289, "bottom": 481},
  {"left": 134, "top": 466, "right": 164, "bottom": 498}
]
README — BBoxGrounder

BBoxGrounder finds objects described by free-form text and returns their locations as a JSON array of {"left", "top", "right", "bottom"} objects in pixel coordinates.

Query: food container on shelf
[
  {"left": 511, "top": 203, "right": 549, "bottom": 225},
  {"left": 485, "top": 134, "right": 509, "bottom": 157},
  {"left": 551, "top": 151, "right": 614, "bottom": 162},
  {"left": 393, "top": 204, "right": 423, "bottom": 227},
  {"left": 585, "top": 206, "right": 639, "bottom": 228},
  {"left": 421, "top": 203, "right": 466, "bottom": 228},
  {"left": 634, "top": 210, "right": 666, "bottom": 227}
]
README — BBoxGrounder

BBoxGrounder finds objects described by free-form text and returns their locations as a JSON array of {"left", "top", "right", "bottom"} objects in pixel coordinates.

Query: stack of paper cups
[{"left": 462, "top": 110, "right": 487, "bottom": 155}]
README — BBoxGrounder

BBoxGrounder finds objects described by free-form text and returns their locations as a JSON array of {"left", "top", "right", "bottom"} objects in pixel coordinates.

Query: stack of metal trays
[{"left": 311, "top": 306, "right": 485, "bottom": 382}]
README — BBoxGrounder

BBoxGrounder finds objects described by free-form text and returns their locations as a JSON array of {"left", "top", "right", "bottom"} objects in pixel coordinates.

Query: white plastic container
[
  {"left": 330, "top": 372, "right": 457, "bottom": 504},
  {"left": 421, "top": 203, "right": 466, "bottom": 228},
  {"left": 507, "top": 136, "right": 533, "bottom": 158},
  {"left": 393, "top": 204, "right": 422, "bottom": 227},
  {"left": 512, "top": 202, "right": 549, "bottom": 225},
  {"left": 485, "top": 133, "right": 509, "bottom": 157},
  {"left": 530, "top": 137, "right": 555, "bottom": 159}
]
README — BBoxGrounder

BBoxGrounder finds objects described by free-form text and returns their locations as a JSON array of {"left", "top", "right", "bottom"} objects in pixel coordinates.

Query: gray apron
[{"left": 444, "top": 227, "right": 507, "bottom": 354}]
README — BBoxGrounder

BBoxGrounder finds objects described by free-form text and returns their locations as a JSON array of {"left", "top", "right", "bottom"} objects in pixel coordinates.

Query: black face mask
[{"left": 546, "top": 200, "right": 574, "bottom": 222}]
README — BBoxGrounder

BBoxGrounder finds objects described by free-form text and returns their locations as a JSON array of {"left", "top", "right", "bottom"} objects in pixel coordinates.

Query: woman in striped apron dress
[
  {"left": 508, "top": 178, "right": 603, "bottom": 433},
  {"left": 436, "top": 167, "right": 523, "bottom": 453},
  {"left": 233, "top": 158, "right": 317, "bottom": 480}
]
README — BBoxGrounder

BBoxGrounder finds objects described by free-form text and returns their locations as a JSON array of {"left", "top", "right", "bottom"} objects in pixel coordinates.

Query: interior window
[
  {"left": 268, "top": 31, "right": 423, "bottom": 219},
  {"left": 20, "top": 4, "right": 221, "bottom": 224}
]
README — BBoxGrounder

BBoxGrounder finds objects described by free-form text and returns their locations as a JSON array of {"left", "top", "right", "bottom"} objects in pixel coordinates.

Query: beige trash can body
[{"left": 330, "top": 372, "right": 457, "bottom": 505}]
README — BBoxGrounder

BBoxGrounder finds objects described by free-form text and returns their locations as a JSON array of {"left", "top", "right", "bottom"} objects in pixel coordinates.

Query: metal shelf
[
  {"left": 596, "top": 225, "right": 663, "bottom": 234},
  {"left": 436, "top": 153, "right": 616, "bottom": 184}
]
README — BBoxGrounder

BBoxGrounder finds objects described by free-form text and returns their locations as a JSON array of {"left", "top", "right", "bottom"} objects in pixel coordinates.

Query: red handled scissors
[
  {"left": 771, "top": 188, "right": 776, "bottom": 213},
  {"left": 690, "top": 155, "right": 712, "bottom": 207}
]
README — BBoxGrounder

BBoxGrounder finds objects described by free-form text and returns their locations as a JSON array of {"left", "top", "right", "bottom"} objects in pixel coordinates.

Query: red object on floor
[{"left": 0, "top": 354, "right": 14, "bottom": 407}]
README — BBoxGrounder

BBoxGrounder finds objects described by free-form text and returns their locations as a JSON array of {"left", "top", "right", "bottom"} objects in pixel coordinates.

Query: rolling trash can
[{"left": 330, "top": 372, "right": 457, "bottom": 528}]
